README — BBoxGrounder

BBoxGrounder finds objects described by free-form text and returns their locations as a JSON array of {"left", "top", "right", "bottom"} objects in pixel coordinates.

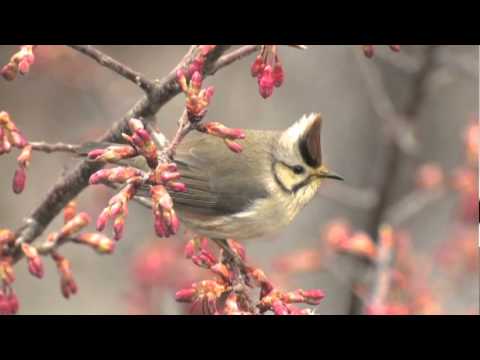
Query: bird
[{"left": 82, "top": 113, "right": 343, "bottom": 243}]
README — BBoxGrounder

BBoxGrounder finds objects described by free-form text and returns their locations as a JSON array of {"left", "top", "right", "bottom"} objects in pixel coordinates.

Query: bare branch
[
  {"left": 347, "top": 46, "right": 440, "bottom": 315},
  {"left": 207, "top": 45, "right": 261, "bottom": 75},
  {"left": 68, "top": 45, "right": 157, "bottom": 94},
  {"left": 30, "top": 141, "right": 80, "bottom": 154},
  {"left": 11, "top": 45, "right": 237, "bottom": 263},
  {"left": 367, "top": 227, "right": 395, "bottom": 312}
]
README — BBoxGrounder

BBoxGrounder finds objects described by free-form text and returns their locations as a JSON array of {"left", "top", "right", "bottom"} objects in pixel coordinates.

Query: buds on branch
[{"left": 1, "top": 45, "right": 36, "bottom": 81}]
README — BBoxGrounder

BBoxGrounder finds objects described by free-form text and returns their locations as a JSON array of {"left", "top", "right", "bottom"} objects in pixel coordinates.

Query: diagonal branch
[
  {"left": 11, "top": 45, "right": 237, "bottom": 263},
  {"left": 68, "top": 45, "right": 157, "bottom": 94},
  {"left": 30, "top": 141, "right": 80, "bottom": 154}
]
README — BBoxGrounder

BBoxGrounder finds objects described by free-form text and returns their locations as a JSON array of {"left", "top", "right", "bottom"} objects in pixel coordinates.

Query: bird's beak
[{"left": 315, "top": 166, "right": 344, "bottom": 181}]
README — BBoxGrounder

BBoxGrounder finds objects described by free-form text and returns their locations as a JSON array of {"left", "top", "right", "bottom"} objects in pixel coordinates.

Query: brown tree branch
[
  {"left": 67, "top": 45, "right": 157, "bottom": 93},
  {"left": 207, "top": 45, "right": 261, "bottom": 75},
  {"left": 347, "top": 46, "right": 440, "bottom": 315},
  {"left": 11, "top": 45, "right": 235, "bottom": 263},
  {"left": 30, "top": 141, "right": 80, "bottom": 154}
]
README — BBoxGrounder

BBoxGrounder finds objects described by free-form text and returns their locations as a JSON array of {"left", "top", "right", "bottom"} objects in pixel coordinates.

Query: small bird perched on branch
[{"left": 81, "top": 113, "right": 343, "bottom": 241}]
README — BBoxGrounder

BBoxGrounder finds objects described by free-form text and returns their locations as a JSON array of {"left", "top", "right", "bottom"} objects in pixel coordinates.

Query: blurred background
[{"left": 0, "top": 45, "right": 478, "bottom": 315}]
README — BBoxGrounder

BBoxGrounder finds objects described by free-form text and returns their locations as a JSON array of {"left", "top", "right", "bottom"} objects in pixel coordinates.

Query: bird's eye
[{"left": 292, "top": 165, "right": 305, "bottom": 175}]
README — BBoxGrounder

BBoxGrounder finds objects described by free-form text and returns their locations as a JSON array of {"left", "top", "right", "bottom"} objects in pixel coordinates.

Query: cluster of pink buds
[
  {"left": 43, "top": 202, "right": 115, "bottom": 298},
  {"left": 1, "top": 45, "right": 36, "bottom": 81},
  {"left": 89, "top": 167, "right": 144, "bottom": 185},
  {"left": 197, "top": 122, "right": 246, "bottom": 153},
  {"left": 51, "top": 252, "right": 77, "bottom": 299},
  {"left": 0, "top": 253, "right": 17, "bottom": 315},
  {"left": 96, "top": 183, "right": 137, "bottom": 241},
  {"left": 177, "top": 69, "right": 215, "bottom": 122},
  {"left": 0, "top": 229, "right": 15, "bottom": 247},
  {"left": 186, "top": 45, "right": 217, "bottom": 77},
  {"left": 251, "top": 45, "right": 285, "bottom": 99},
  {"left": 176, "top": 237, "right": 326, "bottom": 315},
  {"left": 122, "top": 118, "right": 159, "bottom": 169},
  {"left": 88, "top": 144, "right": 137, "bottom": 163},
  {"left": 21, "top": 243, "right": 44, "bottom": 279},
  {"left": 177, "top": 45, "right": 218, "bottom": 122},
  {"left": 362, "top": 45, "right": 401, "bottom": 58},
  {"left": 151, "top": 185, "right": 180, "bottom": 238},
  {"left": 0, "top": 285, "right": 19, "bottom": 315},
  {"left": 89, "top": 118, "right": 188, "bottom": 241},
  {"left": 1, "top": 229, "right": 18, "bottom": 314},
  {"left": 0, "top": 111, "right": 31, "bottom": 194}
]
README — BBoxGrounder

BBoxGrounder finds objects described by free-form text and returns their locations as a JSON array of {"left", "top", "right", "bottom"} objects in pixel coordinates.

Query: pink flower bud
[
  {"left": 170, "top": 211, "right": 180, "bottom": 234},
  {"left": 298, "top": 289, "right": 325, "bottom": 305},
  {"left": 10, "top": 131, "right": 28, "bottom": 149},
  {"left": 211, "top": 263, "right": 232, "bottom": 282},
  {"left": 53, "top": 254, "right": 78, "bottom": 299},
  {"left": 0, "top": 259, "right": 15, "bottom": 285},
  {"left": 204, "top": 86, "right": 215, "bottom": 102},
  {"left": 0, "top": 229, "right": 15, "bottom": 245},
  {"left": 128, "top": 118, "right": 144, "bottom": 133},
  {"left": 12, "top": 167, "right": 26, "bottom": 194},
  {"left": 184, "top": 239, "right": 196, "bottom": 259},
  {"left": 188, "top": 56, "right": 205, "bottom": 77},
  {"left": 59, "top": 212, "right": 91, "bottom": 239},
  {"left": 96, "top": 208, "right": 109, "bottom": 231},
  {"left": 21, "top": 243, "right": 44, "bottom": 279},
  {"left": 18, "top": 59, "right": 31, "bottom": 74},
  {"left": 154, "top": 213, "right": 167, "bottom": 238},
  {"left": 113, "top": 216, "right": 125, "bottom": 241},
  {"left": 175, "top": 287, "right": 197, "bottom": 303},
  {"left": 389, "top": 45, "right": 401, "bottom": 52},
  {"left": 251, "top": 55, "right": 265, "bottom": 77},
  {"left": 1, "top": 62, "right": 18, "bottom": 81},
  {"left": 199, "top": 45, "right": 216, "bottom": 56},
  {"left": 0, "top": 289, "right": 19, "bottom": 315},
  {"left": 161, "top": 171, "right": 181, "bottom": 183},
  {"left": 362, "top": 45, "right": 375, "bottom": 58},
  {"left": 87, "top": 149, "right": 105, "bottom": 159},
  {"left": 258, "top": 65, "right": 275, "bottom": 99},
  {"left": 273, "top": 63, "right": 284, "bottom": 87},
  {"left": 224, "top": 139, "right": 243, "bottom": 153},
  {"left": 272, "top": 300, "right": 289, "bottom": 315},
  {"left": 167, "top": 181, "right": 187, "bottom": 193},
  {"left": 190, "top": 71, "right": 203, "bottom": 93},
  {"left": 227, "top": 239, "right": 246, "bottom": 261},
  {"left": 176, "top": 68, "right": 188, "bottom": 92},
  {"left": 77, "top": 233, "right": 116, "bottom": 254}
]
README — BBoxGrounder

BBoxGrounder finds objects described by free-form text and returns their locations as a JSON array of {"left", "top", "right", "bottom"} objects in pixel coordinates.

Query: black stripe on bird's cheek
[
  {"left": 291, "top": 176, "right": 315, "bottom": 193},
  {"left": 272, "top": 160, "right": 314, "bottom": 194},
  {"left": 272, "top": 161, "right": 291, "bottom": 194}
]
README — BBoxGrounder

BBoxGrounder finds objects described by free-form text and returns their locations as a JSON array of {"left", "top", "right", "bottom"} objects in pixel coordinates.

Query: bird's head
[{"left": 272, "top": 113, "right": 343, "bottom": 201}]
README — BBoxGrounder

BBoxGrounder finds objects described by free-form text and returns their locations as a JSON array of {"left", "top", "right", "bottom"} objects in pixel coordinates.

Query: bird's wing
[{"left": 169, "top": 131, "right": 274, "bottom": 217}]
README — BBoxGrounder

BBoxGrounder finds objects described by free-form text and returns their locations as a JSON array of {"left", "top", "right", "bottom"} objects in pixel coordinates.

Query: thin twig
[
  {"left": 161, "top": 110, "right": 194, "bottom": 160},
  {"left": 68, "top": 45, "right": 157, "bottom": 94},
  {"left": 207, "top": 45, "right": 261, "bottom": 75},
  {"left": 30, "top": 141, "right": 80, "bottom": 154},
  {"left": 367, "top": 228, "right": 395, "bottom": 312}
]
